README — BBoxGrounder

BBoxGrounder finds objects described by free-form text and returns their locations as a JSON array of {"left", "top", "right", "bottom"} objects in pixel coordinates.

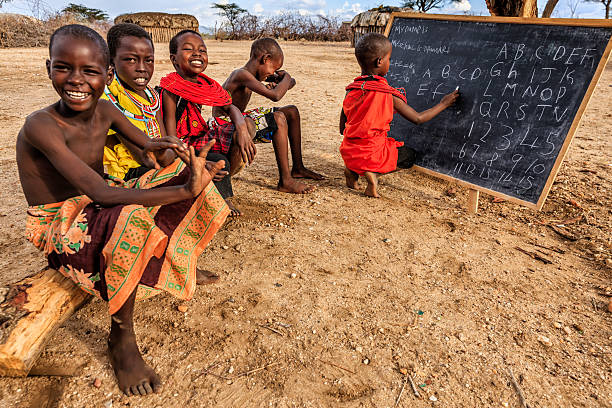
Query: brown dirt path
[{"left": 0, "top": 41, "right": 610, "bottom": 407}]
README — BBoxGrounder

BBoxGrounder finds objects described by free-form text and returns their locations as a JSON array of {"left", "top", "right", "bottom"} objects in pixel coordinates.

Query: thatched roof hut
[
  {"left": 350, "top": 6, "right": 414, "bottom": 47},
  {"left": 114, "top": 12, "right": 199, "bottom": 43}
]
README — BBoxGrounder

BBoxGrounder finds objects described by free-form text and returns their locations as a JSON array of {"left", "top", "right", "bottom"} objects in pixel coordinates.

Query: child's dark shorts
[{"left": 397, "top": 146, "right": 418, "bottom": 169}]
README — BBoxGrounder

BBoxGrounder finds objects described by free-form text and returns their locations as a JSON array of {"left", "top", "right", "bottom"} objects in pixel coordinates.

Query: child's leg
[
  {"left": 228, "top": 118, "right": 256, "bottom": 177},
  {"left": 363, "top": 172, "right": 380, "bottom": 198},
  {"left": 276, "top": 105, "right": 324, "bottom": 180},
  {"left": 271, "top": 111, "right": 314, "bottom": 194},
  {"left": 207, "top": 151, "right": 240, "bottom": 217},
  {"left": 109, "top": 288, "right": 161, "bottom": 396},
  {"left": 344, "top": 167, "right": 359, "bottom": 189}
]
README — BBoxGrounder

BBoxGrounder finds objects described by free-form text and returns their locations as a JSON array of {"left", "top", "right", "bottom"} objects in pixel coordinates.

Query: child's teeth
[{"left": 66, "top": 91, "right": 88, "bottom": 99}]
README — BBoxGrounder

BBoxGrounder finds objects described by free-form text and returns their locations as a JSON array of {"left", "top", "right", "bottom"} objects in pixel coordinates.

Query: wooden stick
[
  {"left": 394, "top": 374, "right": 409, "bottom": 407},
  {"left": 515, "top": 246, "right": 553, "bottom": 264},
  {"left": 257, "top": 324, "right": 284, "bottom": 336},
  {"left": 508, "top": 368, "right": 529, "bottom": 408},
  {"left": 236, "top": 362, "right": 279, "bottom": 378},
  {"left": 407, "top": 374, "right": 420, "bottom": 398},
  {"left": 318, "top": 358, "right": 356, "bottom": 374},
  {"left": 0, "top": 268, "right": 91, "bottom": 377},
  {"left": 468, "top": 189, "right": 479, "bottom": 214}
]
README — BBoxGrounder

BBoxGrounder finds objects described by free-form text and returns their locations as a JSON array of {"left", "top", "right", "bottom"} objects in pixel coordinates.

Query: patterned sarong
[
  {"left": 102, "top": 75, "right": 163, "bottom": 179},
  {"left": 213, "top": 107, "right": 278, "bottom": 143},
  {"left": 25, "top": 160, "right": 229, "bottom": 314}
]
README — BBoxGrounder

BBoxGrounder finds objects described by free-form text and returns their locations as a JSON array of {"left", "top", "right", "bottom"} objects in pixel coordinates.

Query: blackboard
[{"left": 384, "top": 14, "right": 612, "bottom": 209}]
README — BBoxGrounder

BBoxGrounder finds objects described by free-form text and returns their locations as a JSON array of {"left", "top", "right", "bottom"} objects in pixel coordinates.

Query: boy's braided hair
[
  {"left": 49, "top": 24, "right": 110, "bottom": 67},
  {"left": 107, "top": 23, "right": 154, "bottom": 63}
]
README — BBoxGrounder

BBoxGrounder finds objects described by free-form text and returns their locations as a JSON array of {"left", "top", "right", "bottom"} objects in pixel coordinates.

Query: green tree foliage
[
  {"left": 212, "top": 2, "right": 247, "bottom": 39},
  {"left": 402, "top": 0, "right": 448, "bottom": 12},
  {"left": 61, "top": 3, "right": 109, "bottom": 21}
]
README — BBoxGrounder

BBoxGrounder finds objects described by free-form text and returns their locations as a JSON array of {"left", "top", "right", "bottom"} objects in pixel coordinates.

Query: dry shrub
[
  {"left": 220, "top": 12, "right": 350, "bottom": 42},
  {"left": 0, "top": 12, "right": 111, "bottom": 48}
]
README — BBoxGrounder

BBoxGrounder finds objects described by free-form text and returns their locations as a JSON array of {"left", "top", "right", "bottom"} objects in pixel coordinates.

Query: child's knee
[
  {"left": 245, "top": 117, "right": 256, "bottom": 137},
  {"left": 283, "top": 105, "right": 300, "bottom": 120},
  {"left": 273, "top": 111, "right": 288, "bottom": 129}
]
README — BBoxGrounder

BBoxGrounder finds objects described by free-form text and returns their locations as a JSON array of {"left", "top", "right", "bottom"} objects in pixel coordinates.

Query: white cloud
[
  {"left": 252, "top": 3, "right": 264, "bottom": 14},
  {"left": 443, "top": 0, "right": 471, "bottom": 13}
]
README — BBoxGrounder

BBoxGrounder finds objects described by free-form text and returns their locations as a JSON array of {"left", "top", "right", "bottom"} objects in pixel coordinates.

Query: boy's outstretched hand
[
  {"left": 176, "top": 140, "right": 225, "bottom": 198},
  {"left": 441, "top": 90, "right": 460, "bottom": 107},
  {"left": 142, "top": 136, "right": 187, "bottom": 169}
]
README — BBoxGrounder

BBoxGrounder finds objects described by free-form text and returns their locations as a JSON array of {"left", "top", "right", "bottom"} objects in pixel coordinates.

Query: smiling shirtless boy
[{"left": 17, "top": 25, "right": 228, "bottom": 396}]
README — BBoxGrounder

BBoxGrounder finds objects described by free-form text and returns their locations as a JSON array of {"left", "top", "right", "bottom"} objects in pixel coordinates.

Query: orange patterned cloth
[{"left": 26, "top": 159, "right": 229, "bottom": 314}]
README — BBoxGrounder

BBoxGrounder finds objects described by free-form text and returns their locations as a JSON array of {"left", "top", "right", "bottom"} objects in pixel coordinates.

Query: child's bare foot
[
  {"left": 109, "top": 328, "right": 161, "bottom": 396},
  {"left": 225, "top": 199, "right": 242, "bottom": 217},
  {"left": 196, "top": 268, "right": 220, "bottom": 285},
  {"left": 364, "top": 172, "right": 380, "bottom": 198},
  {"left": 277, "top": 178, "right": 315, "bottom": 194},
  {"left": 344, "top": 167, "right": 359, "bottom": 189},
  {"left": 291, "top": 166, "right": 325, "bottom": 180}
]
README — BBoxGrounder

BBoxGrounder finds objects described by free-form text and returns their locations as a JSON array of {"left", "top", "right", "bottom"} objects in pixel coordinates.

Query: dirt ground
[{"left": 0, "top": 40, "right": 610, "bottom": 407}]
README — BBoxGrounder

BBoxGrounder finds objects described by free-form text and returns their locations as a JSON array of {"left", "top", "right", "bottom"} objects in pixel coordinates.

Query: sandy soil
[{"left": 0, "top": 40, "right": 610, "bottom": 408}]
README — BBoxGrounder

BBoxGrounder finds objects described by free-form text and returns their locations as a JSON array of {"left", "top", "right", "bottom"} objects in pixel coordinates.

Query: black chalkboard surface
[{"left": 384, "top": 14, "right": 612, "bottom": 209}]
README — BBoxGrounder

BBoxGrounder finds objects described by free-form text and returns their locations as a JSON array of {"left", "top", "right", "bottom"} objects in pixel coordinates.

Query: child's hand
[
  {"left": 236, "top": 127, "right": 256, "bottom": 166},
  {"left": 184, "top": 140, "right": 224, "bottom": 198},
  {"left": 206, "top": 160, "right": 228, "bottom": 181},
  {"left": 441, "top": 90, "right": 459, "bottom": 107},
  {"left": 142, "top": 137, "right": 186, "bottom": 169}
]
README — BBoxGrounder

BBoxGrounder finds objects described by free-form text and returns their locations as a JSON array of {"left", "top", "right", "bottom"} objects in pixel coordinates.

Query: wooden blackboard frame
[{"left": 384, "top": 14, "right": 612, "bottom": 210}]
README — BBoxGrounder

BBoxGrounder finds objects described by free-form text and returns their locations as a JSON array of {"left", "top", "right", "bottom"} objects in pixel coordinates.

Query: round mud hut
[
  {"left": 114, "top": 12, "right": 199, "bottom": 43},
  {"left": 350, "top": 6, "right": 414, "bottom": 47}
]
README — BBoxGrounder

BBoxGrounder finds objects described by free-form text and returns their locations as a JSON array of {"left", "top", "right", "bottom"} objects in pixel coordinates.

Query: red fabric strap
[
  {"left": 159, "top": 72, "right": 232, "bottom": 107},
  {"left": 346, "top": 75, "right": 407, "bottom": 103}
]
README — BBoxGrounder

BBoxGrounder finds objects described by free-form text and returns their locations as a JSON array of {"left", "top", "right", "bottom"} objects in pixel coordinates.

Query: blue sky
[{"left": 1, "top": 0, "right": 608, "bottom": 29}]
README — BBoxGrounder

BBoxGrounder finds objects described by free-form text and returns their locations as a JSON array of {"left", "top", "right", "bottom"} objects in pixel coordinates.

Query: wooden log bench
[{"left": 0, "top": 268, "right": 90, "bottom": 376}]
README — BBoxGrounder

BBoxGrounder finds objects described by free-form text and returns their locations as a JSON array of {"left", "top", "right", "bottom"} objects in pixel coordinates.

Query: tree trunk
[
  {"left": 542, "top": 0, "right": 559, "bottom": 17},
  {"left": 485, "top": 0, "right": 538, "bottom": 17},
  {"left": 0, "top": 268, "right": 90, "bottom": 376}
]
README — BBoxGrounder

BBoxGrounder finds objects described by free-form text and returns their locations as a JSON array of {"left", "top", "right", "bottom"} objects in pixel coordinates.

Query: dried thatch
[
  {"left": 0, "top": 13, "right": 110, "bottom": 48},
  {"left": 0, "top": 13, "right": 46, "bottom": 48},
  {"left": 349, "top": 7, "right": 415, "bottom": 47},
  {"left": 114, "top": 12, "right": 199, "bottom": 43}
]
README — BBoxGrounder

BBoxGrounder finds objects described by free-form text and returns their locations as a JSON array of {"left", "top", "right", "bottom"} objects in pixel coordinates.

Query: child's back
[{"left": 340, "top": 33, "right": 458, "bottom": 198}]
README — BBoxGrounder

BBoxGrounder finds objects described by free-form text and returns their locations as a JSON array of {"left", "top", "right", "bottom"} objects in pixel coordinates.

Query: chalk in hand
[{"left": 455, "top": 86, "right": 459, "bottom": 91}]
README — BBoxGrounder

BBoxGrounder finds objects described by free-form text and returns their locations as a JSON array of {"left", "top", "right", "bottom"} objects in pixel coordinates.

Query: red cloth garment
[
  {"left": 340, "top": 75, "right": 406, "bottom": 175},
  {"left": 159, "top": 73, "right": 233, "bottom": 153}
]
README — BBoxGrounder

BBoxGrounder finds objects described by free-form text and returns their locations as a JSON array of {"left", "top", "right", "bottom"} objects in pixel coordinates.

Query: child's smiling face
[
  {"left": 171, "top": 33, "right": 208, "bottom": 80},
  {"left": 113, "top": 36, "right": 154, "bottom": 96},
  {"left": 47, "top": 35, "right": 111, "bottom": 113}
]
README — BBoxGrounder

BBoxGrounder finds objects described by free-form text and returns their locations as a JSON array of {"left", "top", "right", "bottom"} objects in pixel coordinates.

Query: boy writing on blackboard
[{"left": 340, "top": 33, "right": 459, "bottom": 197}]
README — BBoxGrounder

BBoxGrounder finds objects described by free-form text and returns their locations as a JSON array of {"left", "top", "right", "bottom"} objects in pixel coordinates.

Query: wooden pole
[
  {"left": 468, "top": 189, "right": 480, "bottom": 214},
  {"left": 0, "top": 268, "right": 90, "bottom": 377}
]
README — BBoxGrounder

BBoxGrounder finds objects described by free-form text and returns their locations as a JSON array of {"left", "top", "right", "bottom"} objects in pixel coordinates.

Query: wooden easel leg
[{"left": 468, "top": 189, "right": 480, "bottom": 214}]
